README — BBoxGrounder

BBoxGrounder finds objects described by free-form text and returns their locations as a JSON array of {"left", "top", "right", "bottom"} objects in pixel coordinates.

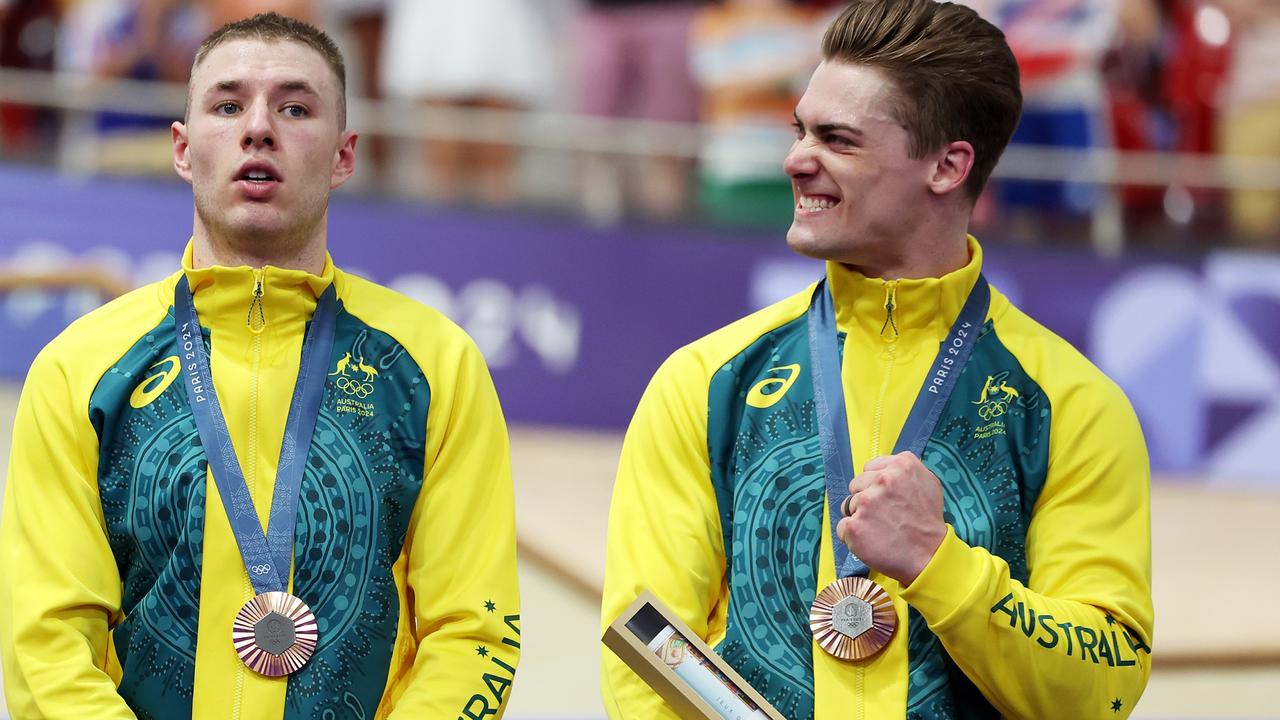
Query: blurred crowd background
[
  {"left": 1, "top": 0, "right": 1279, "bottom": 249},
  {"left": 2, "top": 1, "right": 1279, "bottom": 718}
]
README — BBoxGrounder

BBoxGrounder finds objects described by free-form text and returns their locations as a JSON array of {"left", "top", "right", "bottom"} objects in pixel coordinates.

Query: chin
[
  {"left": 230, "top": 225, "right": 288, "bottom": 244},
  {"left": 786, "top": 225, "right": 837, "bottom": 261},
  {"left": 225, "top": 208, "right": 291, "bottom": 237}
]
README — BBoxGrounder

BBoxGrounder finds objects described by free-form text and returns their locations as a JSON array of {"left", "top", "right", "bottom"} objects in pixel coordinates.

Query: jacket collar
[
  {"left": 825, "top": 235, "right": 984, "bottom": 344},
  {"left": 179, "top": 240, "right": 336, "bottom": 333}
]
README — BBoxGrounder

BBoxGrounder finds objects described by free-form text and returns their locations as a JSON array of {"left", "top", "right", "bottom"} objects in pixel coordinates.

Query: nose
[
  {"left": 241, "top": 103, "right": 276, "bottom": 149},
  {"left": 783, "top": 138, "right": 818, "bottom": 179}
]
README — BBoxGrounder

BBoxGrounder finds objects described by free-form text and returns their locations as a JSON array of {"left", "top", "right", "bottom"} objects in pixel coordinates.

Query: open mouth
[
  {"left": 235, "top": 162, "right": 282, "bottom": 200},
  {"left": 797, "top": 195, "right": 840, "bottom": 212},
  {"left": 239, "top": 170, "right": 278, "bottom": 183},
  {"left": 235, "top": 158, "right": 283, "bottom": 185}
]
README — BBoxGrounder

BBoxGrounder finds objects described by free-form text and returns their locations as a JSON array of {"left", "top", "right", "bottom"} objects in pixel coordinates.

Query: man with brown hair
[
  {"left": 1, "top": 13, "right": 520, "bottom": 719},
  {"left": 601, "top": 1, "right": 1153, "bottom": 717}
]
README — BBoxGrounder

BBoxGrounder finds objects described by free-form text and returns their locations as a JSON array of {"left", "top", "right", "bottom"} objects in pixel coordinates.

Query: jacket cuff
[{"left": 898, "top": 524, "right": 988, "bottom": 631}]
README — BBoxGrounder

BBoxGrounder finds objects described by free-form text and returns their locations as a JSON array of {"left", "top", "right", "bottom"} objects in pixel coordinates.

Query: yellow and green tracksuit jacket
[
  {"left": 1, "top": 244, "right": 520, "bottom": 719},
  {"left": 601, "top": 238, "right": 1153, "bottom": 719}
]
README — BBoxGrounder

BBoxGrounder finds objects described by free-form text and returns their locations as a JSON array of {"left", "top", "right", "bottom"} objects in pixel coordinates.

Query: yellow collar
[
  {"left": 179, "top": 240, "right": 337, "bottom": 334},
  {"left": 825, "top": 236, "right": 984, "bottom": 343}
]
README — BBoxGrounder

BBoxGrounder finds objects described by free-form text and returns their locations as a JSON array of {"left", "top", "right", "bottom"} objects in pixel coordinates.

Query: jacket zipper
[
  {"left": 869, "top": 281, "right": 899, "bottom": 457},
  {"left": 858, "top": 280, "right": 897, "bottom": 720},
  {"left": 233, "top": 269, "right": 267, "bottom": 720}
]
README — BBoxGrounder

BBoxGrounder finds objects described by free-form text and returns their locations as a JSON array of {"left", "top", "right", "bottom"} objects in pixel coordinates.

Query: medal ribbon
[
  {"left": 174, "top": 275, "right": 336, "bottom": 595},
  {"left": 807, "top": 273, "right": 989, "bottom": 578}
]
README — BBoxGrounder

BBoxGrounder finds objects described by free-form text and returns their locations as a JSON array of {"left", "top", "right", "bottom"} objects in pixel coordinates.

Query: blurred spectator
[
  {"left": 689, "top": 0, "right": 819, "bottom": 228},
  {"left": 380, "top": 0, "right": 552, "bottom": 205},
  {"left": 0, "top": 0, "right": 60, "bottom": 158},
  {"left": 1101, "top": 0, "right": 1164, "bottom": 230},
  {"left": 1160, "top": 0, "right": 1230, "bottom": 158},
  {"left": 92, "top": 0, "right": 200, "bottom": 82},
  {"left": 967, "top": 0, "right": 1154, "bottom": 239},
  {"left": 572, "top": 0, "right": 704, "bottom": 222},
  {"left": 56, "top": 0, "right": 205, "bottom": 173},
  {"left": 1215, "top": 0, "right": 1280, "bottom": 245},
  {"left": 324, "top": 0, "right": 387, "bottom": 183},
  {"left": 1105, "top": 0, "right": 1231, "bottom": 239}
]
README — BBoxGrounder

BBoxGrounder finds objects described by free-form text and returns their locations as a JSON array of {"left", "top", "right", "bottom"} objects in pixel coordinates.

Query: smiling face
[
  {"left": 784, "top": 61, "right": 942, "bottom": 272},
  {"left": 172, "top": 37, "right": 356, "bottom": 262}
]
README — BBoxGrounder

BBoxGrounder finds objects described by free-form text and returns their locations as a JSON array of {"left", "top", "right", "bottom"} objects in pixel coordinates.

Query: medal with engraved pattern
[
  {"left": 232, "top": 591, "right": 319, "bottom": 676},
  {"left": 809, "top": 577, "right": 896, "bottom": 661}
]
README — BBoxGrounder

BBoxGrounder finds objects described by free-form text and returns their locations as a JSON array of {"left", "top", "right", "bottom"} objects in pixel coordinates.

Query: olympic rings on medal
[
  {"left": 249, "top": 563, "right": 273, "bottom": 575},
  {"left": 334, "top": 376, "right": 374, "bottom": 398}
]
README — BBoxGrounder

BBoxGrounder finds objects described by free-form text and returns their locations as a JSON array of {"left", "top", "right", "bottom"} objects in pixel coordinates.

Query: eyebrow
[
  {"left": 209, "top": 80, "right": 241, "bottom": 95},
  {"left": 277, "top": 80, "right": 319, "bottom": 96},
  {"left": 793, "top": 113, "right": 865, "bottom": 137},
  {"left": 204, "top": 79, "right": 320, "bottom": 97}
]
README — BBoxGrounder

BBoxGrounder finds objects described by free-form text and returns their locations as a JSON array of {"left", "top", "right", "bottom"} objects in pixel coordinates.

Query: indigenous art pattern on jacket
[
  {"left": 2, "top": 247, "right": 520, "bottom": 720},
  {"left": 601, "top": 239, "right": 1153, "bottom": 720}
]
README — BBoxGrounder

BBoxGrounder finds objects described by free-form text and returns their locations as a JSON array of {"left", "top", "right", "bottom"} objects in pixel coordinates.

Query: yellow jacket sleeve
[
  {"left": 387, "top": 339, "right": 521, "bottom": 718},
  {"left": 900, "top": 375, "right": 1153, "bottom": 719},
  {"left": 1, "top": 347, "right": 136, "bottom": 719},
  {"left": 600, "top": 351, "right": 726, "bottom": 719}
]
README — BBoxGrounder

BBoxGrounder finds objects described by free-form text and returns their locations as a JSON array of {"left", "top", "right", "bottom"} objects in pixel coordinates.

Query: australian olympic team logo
[
  {"left": 972, "top": 374, "right": 1020, "bottom": 421},
  {"left": 330, "top": 351, "right": 379, "bottom": 398}
]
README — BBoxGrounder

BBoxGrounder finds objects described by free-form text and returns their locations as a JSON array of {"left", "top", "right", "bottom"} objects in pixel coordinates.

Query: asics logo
[
  {"left": 746, "top": 364, "right": 801, "bottom": 409},
  {"left": 129, "top": 356, "right": 181, "bottom": 409}
]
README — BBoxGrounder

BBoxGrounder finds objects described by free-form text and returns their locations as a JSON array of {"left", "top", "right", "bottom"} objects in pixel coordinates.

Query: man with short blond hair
[
  {"left": 602, "top": 1, "right": 1153, "bottom": 717},
  {"left": 2, "top": 13, "right": 520, "bottom": 719}
]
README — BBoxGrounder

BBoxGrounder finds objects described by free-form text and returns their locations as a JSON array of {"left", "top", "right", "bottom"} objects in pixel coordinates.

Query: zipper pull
[
  {"left": 879, "top": 281, "right": 899, "bottom": 342},
  {"left": 247, "top": 269, "right": 266, "bottom": 335}
]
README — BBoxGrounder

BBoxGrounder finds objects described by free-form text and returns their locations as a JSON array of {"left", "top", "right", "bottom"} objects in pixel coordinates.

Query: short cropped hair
[
  {"left": 822, "top": 0, "right": 1022, "bottom": 199},
  {"left": 187, "top": 12, "right": 347, "bottom": 128}
]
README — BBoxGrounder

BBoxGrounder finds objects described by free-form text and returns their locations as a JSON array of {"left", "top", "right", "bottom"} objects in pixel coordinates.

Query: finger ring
[{"left": 840, "top": 494, "right": 856, "bottom": 517}]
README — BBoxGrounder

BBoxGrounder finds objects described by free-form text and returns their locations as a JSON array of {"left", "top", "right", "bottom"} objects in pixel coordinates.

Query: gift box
[{"left": 603, "top": 590, "right": 785, "bottom": 720}]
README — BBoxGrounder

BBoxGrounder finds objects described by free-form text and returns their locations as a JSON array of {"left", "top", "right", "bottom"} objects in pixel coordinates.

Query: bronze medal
[
  {"left": 232, "top": 591, "right": 319, "bottom": 676},
  {"left": 809, "top": 576, "right": 896, "bottom": 661}
]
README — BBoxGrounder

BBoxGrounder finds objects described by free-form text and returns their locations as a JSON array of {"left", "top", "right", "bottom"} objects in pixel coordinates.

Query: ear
[
  {"left": 926, "top": 140, "right": 974, "bottom": 197},
  {"left": 172, "top": 121, "right": 193, "bottom": 184},
  {"left": 330, "top": 130, "right": 358, "bottom": 190}
]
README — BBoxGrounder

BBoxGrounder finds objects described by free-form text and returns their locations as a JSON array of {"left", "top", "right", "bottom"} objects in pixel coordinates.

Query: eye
[
  {"left": 824, "top": 133, "right": 855, "bottom": 149},
  {"left": 215, "top": 101, "right": 239, "bottom": 115},
  {"left": 791, "top": 122, "right": 805, "bottom": 140},
  {"left": 283, "top": 105, "right": 308, "bottom": 118}
]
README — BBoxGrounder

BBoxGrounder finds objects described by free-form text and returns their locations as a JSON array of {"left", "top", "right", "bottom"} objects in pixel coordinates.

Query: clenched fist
[{"left": 835, "top": 451, "right": 947, "bottom": 586}]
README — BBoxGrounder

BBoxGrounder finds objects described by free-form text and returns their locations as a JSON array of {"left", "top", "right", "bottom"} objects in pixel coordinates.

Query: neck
[
  {"left": 844, "top": 216, "right": 971, "bottom": 280},
  {"left": 191, "top": 225, "right": 327, "bottom": 275},
  {"left": 845, "top": 239, "right": 968, "bottom": 280}
]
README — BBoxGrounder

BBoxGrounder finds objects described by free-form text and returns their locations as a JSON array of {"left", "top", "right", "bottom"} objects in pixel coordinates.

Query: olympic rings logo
[
  {"left": 249, "top": 564, "right": 273, "bottom": 575},
  {"left": 335, "top": 376, "right": 375, "bottom": 398},
  {"left": 977, "top": 401, "right": 1008, "bottom": 421}
]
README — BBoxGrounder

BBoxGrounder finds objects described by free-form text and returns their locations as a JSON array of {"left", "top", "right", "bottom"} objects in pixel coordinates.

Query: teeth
[
  {"left": 246, "top": 171, "right": 271, "bottom": 181},
  {"left": 800, "top": 196, "right": 837, "bottom": 211}
]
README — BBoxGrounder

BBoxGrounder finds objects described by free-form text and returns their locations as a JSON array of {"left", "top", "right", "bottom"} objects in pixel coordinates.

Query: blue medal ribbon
[
  {"left": 174, "top": 275, "right": 336, "bottom": 596},
  {"left": 807, "top": 273, "right": 989, "bottom": 579}
]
